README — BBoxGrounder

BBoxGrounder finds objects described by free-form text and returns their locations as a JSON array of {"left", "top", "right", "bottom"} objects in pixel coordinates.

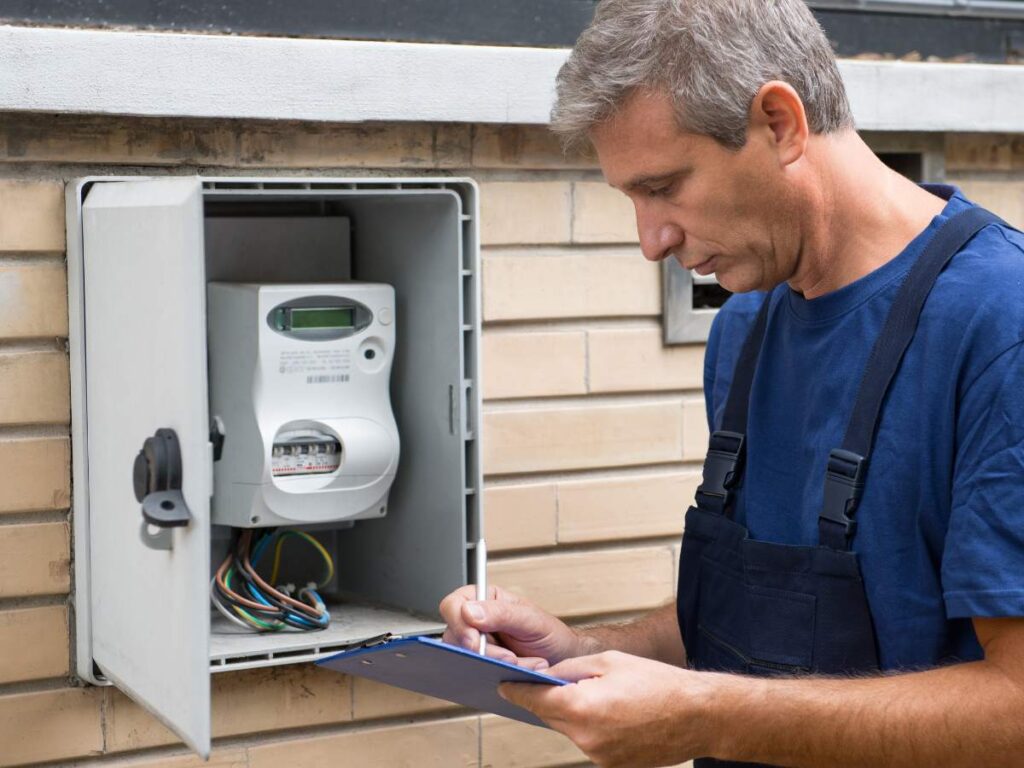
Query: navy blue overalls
[{"left": 676, "top": 202, "right": 1004, "bottom": 768}]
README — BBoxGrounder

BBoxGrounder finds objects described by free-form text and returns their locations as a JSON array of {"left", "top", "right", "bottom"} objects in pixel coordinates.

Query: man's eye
[{"left": 647, "top": 183, "right": 675, "bottom": 198}]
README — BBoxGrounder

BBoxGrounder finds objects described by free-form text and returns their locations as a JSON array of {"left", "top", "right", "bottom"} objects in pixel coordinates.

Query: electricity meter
[{"left": 207, "top": 282, "right": 399, "bottom": 527}]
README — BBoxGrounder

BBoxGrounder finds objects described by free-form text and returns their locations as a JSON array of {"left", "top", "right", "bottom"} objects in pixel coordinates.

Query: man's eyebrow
[{"left": 619, "top": 167, "right": 691, "bottom": 192}]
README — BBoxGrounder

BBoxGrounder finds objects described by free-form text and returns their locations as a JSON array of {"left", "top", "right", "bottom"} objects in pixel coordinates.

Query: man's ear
[{"left": 748, "top": 81, "right": 809, "bottom": 167}]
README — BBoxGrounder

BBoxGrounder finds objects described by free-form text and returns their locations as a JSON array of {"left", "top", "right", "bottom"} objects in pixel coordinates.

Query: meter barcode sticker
[{"left": 307, "top": 374, "right": 350, "bottom": 384}]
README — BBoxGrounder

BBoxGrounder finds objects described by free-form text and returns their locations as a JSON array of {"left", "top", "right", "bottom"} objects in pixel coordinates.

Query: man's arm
[
  {"left": 713, "top": 616, "right": 1024, "bottom": 767},
  {"left": 501, "top": 617, "right": 1024, "bottom": 767},
  {"left": 577, "top": 602, "right": 685, "bottom": 667}
]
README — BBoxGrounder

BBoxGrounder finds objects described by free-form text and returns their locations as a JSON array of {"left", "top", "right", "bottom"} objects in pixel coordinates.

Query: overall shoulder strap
[
  {"left": 694, "top": 293, "right": 772, "bottom": 516},
  {"left": 818, "top": 206, "right": 1006, "bottom": 549}
]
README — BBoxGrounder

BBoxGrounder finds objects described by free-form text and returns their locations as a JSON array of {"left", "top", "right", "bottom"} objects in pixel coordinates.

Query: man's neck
[{"left": 789, "top": 132, "right": 947, "bottom": 300}]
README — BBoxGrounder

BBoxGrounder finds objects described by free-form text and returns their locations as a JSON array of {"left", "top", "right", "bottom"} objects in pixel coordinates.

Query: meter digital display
[
  {"left": 289, "top": 307, "right": 354, "bottom": 330},
  {"left": 268, "top": 297, "right": 371, "bottom": 339}
]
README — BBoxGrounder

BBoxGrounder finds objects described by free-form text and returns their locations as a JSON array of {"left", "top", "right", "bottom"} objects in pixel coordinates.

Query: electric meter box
[
  {"left": 66, "top": 176, "right": 483, "bottom": 757},
  {"left": 207, "top": 282, "right": 400, "bottom": 528}
]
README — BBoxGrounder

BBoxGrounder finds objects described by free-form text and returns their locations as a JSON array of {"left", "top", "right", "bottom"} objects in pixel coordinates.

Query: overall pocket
[
  {"left": 696, "top": 556, "right": 816, "bottom": 675},
  {"left": 698, "top": 624, "right": 810, "bottom": 676}
]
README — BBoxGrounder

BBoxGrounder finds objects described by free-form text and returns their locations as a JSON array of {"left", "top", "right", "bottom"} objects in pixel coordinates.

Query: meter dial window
[
  {"left": 271, "top": 429, "right": 342, "bottom": 477},
  {"left": 268, "top": 295, "right": 373, "bottom": 341}
]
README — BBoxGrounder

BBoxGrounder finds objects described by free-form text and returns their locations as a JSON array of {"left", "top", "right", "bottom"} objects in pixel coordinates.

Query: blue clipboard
[{"left": 317, "top": 635, "right": 567, "bottom": 727}]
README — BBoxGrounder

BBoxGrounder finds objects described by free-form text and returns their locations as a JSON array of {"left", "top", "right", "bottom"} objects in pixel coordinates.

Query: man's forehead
[
  {"left": 590, "top": 92, "right": 700, "bottom": 189},
  {"left": 592, "top": 89, "right": 680, "bottom": 144}
]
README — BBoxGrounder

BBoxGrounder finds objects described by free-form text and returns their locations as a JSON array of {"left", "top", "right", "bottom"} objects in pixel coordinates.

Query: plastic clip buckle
[
  {"left": 819, "top": 448, "right": 868, "bottom": 540},
  {"left": 695, "top": 430, "right": 746, "bottom": 513}
]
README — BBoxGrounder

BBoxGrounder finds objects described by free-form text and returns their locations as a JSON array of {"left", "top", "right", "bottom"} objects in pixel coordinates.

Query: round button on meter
[{"left": 378, "top": 307, "right": 394, "bottom": 326}]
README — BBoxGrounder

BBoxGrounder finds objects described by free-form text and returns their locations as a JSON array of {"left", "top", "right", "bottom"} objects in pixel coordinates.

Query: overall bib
[{"left": 676, "top": 204, "right": 1003, "bottom": 768}]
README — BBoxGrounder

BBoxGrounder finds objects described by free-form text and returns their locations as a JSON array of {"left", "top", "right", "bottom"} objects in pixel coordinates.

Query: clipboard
[{"left": 317, "top": 634, "right": 567, "bottom": 727}]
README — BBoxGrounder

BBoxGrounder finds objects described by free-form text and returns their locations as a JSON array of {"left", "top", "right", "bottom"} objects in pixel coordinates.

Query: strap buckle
[
  {"left": 819, "top": 449, "right": 868, "bottom": 542},
  {"left": 695, "top": 430, "right": 746, "bottom": 514}
]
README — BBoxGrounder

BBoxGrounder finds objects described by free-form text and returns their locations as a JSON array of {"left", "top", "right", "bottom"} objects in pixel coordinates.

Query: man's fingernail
[{"left": 466, "top": 602, "right": 485, "bottom": 621}]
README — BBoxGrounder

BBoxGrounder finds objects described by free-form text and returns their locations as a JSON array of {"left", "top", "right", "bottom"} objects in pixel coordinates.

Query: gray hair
[{"left": 552, "top": 0, "right": 854, "bottom": 151}]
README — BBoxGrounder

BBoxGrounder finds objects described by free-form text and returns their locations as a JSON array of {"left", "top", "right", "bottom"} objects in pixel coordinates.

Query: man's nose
[{"left": 637, "top": 211, "right": 685, "bottom": 262}]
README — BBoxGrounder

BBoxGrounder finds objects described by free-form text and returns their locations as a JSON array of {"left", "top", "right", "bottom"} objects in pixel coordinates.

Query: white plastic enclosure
[
  {"left": 66, "top": 176, "right": 483, "bottom": 757},
  {"left": 207, "top": 281, "right": 400, "bottom": 528}
]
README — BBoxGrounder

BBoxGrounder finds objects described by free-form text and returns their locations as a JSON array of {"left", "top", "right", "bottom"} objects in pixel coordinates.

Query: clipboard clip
[{"left": 346, "top": 632, "right": 393, "bottom": 651}]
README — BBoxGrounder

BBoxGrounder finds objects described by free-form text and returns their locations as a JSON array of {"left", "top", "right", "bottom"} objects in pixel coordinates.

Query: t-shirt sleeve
[{"left": 943, "top": 339, "right": 1024, "bottom": 618}]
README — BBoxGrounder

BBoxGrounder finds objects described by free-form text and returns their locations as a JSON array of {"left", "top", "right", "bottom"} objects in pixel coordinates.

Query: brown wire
[
  {"left": 215, "top": 547, "right": 277, "bottom": 612},
  {"left": 239, "top": 531, "right": 324, "bottom": 619}
]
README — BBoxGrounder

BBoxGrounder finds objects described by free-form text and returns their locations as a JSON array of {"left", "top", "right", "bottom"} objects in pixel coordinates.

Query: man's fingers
[
  {"left": 484, "top": 642, "right": 518, "bottom": 664},
  {"left": 516, "top": 656, "right": 550, "bottom": 671},
  {"left": 440, "top": 586, "right": 512, "bottom": 651},
  {"left": 438, "top": 585, "right": 481, "bottom": 624},
  {"left": 461, "top": 597, "right": 549, "bottom": 639},
  {"left": 442, "top": 625, "right": 482, "bottom": 652},
  {"left": 498, "top": 681, "right": 564, "bottom": 717},
  {"left": 546, "top": 652, "right": 610, "bottom": 682}
]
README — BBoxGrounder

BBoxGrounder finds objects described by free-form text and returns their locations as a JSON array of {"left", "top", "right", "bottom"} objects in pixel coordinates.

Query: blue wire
[{"left": 246, "top": 530, "right": 331, "bottom": 628}]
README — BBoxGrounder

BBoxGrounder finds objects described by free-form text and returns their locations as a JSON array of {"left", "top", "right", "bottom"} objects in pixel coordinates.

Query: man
[{"left": 441, "top": 1, "right": 1024, "bottom": 765}]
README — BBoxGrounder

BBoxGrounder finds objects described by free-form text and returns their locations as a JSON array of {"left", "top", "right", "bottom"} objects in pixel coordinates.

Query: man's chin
[{"left": 715, "top": 270, "right": 769, "bottom": 295}]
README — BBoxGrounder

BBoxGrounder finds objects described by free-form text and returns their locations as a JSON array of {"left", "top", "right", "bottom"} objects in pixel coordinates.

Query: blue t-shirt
[{"left": 703, "top": 187, "right": 1024, "bottom": 670}]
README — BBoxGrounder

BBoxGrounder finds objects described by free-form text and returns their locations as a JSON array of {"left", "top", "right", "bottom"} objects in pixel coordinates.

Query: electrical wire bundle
[{"left": 211, "top": 528, "right": 335, "bottom": 632}]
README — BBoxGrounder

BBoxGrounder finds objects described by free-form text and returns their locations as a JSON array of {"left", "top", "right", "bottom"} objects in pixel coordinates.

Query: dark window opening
[{"left": 693, "top": 281, "right": 732, "bottom": 312}]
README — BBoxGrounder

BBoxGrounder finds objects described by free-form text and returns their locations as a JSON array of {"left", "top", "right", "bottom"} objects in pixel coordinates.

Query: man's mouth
[{"left": 689, "top": 255, "right": 717, "bottom": 276}]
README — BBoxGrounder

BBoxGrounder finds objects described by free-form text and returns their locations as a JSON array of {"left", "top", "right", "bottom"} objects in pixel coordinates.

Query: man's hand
[
  {"left": 499, "top": 651, "right": 717, "bottom": 768},
  {"left": 439, "top": 584, "right": 584, "bottom": 668}
]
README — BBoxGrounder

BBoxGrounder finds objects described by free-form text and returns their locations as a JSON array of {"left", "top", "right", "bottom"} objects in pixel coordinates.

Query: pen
[{"left": 475, "top": 537, "right": 487, "bottom": 655}]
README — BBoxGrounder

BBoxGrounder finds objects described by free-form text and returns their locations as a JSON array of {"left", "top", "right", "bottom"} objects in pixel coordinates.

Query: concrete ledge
[{"left": 1, "top": 24, "right": 1023, "bottom": 131}]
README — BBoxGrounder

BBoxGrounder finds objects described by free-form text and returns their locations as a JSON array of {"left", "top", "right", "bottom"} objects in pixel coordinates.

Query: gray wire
[{"left": 210, "top": 577, "right": 258, "bottom": 631}]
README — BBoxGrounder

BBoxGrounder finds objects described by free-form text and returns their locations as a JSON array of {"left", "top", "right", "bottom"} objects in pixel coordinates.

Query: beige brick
[
  {"left": 490, "top": 545, "right": 676, "bottom": 619},
  {"left": 946, "top": 133, "right": 1024, "bottom": 172},
  {"left": 572, "top": 182, "right": 638, "bottom": 244},
  {"left": 951, "top": 178, "right": 1024, "bottom": 227},
  {"left": 0, "top": 437, "right": 71, "bottom": 514},
  {"left": 0, "top": 352, "right": 70, "bottom": 426},
  {"left": 472, "top": 125, "right": 596, "bottom": 170},
  {"left": 0, "top": 605, "right": 68, "bottom": 684},
  {"left": 0, "top": 262, "right": 66, "bottom": 342},
  {"left": 238, "top": 123, "right": 437, "bottom": 168},
  {"left": 481, "top": 714, "right": 585, "bottom": 767},
  {"left": 588, "top": 328, "right": 704, "bottom": 393},
  {"left": 0, "top": 522, "right": 70, "bottom": 598},
  {"left": 0, "top": 687, "right": 103, "bottom": 766},
  {"left": 107, "top": 747, "right": 249, "bottom": 768},
  {"left": 483, "top": 330, "right": 586, "bottom": 400},
  {"left": 0, "top": 180, "right": 65, "bottom": 252},
  {"left": 105, "top": 664, "right": 354, "bottom": 752},
  {"left": 0, "top": 262, "right": 68, "bottom": 340},
  {"left": 248, "top": 716, "right": 479, "bottom": 768},
  {"left": 483, "top": 249, "right": 659, "bottom": 322},
  {"left": 484, "top": 401, "right": 683, "bottom": 476},
  {"left": 557, "top": 471, "right": 699, "bottom": 544},
  {"left": 480, "top": 182, "right": 572, "bottom": 246},
  {"left": 484, "top": 482, "right": 558, "bottom": 552},
  {"left": 682, "top": 398, "right": 710, "bottom": 461},
  {"left": 351, "top": 677, "right": 457, "bottom": 720}
]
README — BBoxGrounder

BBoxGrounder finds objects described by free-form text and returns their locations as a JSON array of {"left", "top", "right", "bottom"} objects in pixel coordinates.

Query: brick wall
[{"left": 0, "top": 116, "right": 1020, "bottom": 766}]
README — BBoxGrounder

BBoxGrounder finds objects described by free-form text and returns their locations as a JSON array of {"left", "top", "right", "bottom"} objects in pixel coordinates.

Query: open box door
[{"left": 81, "top": 178, "right": 211, "bottom": 756}]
